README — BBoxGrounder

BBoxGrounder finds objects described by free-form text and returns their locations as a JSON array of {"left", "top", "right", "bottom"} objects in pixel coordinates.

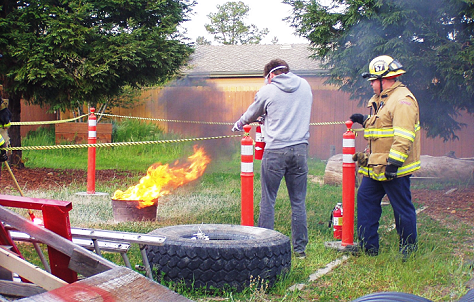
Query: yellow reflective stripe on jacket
[
  {"left": 397, "top": 161, "right": 421, "bottom": 175},
  {"left": 358, "top": 166, "right": 369, "bottom": 176},
  {"left": 358, "top": 160, "right": 421, "bottom": 181},
  {"left": 389, "top": 149, "right": 408, "bottom": 163},
  {"left": 389, "top": 123, "right": 420, "bottom": 164},
  {"left": 393, "top": 126, "right": 415, "bottom": 142},
  {"left": 364, "top": 124, "right": 419, "bottom": 140},
  {"left": 364, "top": 128, "right": 394, "bottom": 139},
  {"left": 358, "top": 166, "right": 387, "bottom": 181},
  {"left": 1, "top": 122, "right": 11, "bottom": 128},
  {"left": 0, "top": 136, "right": 4, "bottom": 146}
]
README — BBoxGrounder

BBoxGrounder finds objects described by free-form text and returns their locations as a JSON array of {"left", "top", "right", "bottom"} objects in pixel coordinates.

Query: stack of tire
[{"left": 146, "top": 224, "right": 291, "bottom": 291}]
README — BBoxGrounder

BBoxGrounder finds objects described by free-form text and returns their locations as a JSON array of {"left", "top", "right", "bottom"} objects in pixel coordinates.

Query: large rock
[
  {"left": 323, "top": 154, "right": 344, "bottom": 186},
  {"left": 323, "top": 154, "right": 474, "bottom": 186}
]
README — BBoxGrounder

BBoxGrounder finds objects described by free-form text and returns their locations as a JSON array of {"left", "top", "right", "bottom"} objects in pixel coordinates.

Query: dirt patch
[
  {"left": 413, "top": 187, "right": 474, "bottom": 228},
  {"left": 0, "top": 166, "right": 135, "bottom": 194}
]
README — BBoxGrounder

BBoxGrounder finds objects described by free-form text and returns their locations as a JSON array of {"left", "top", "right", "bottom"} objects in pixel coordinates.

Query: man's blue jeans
[{"left": 258, "top": 143, "right": 308, "bottom": 253}]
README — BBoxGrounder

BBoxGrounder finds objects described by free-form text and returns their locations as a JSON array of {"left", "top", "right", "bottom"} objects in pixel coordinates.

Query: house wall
[{"left": 99, "top": 76, "right": 474, "bottom": 159}]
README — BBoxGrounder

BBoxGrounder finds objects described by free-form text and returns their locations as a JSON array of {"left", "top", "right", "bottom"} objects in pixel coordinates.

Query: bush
[{"left": 112, "top": 119, "right": 164, "bottom": 142}]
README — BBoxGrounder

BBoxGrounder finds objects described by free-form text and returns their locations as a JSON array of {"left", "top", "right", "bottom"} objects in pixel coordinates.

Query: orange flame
[{"left": 112, "top": 146, "right": 211, "bottom": 208}]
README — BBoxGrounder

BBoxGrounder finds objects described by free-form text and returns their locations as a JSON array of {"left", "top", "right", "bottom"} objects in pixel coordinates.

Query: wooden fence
[
  {"left": 19, "top": 101, "right": 57, "bottom": 137},
  {"left": 25, "top": 76, "right": 471, "bottom": 160},
  {"left": 104, "top": 77, "right": 474, "bottom": 160},
  {"left": 55, "top": 123, "right": 112, "bottom": 144}
]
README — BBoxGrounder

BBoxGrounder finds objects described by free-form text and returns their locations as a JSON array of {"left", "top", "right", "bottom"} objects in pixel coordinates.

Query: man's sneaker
[{"left": 294, "top": 251, "right": 306, "bottom": 259}]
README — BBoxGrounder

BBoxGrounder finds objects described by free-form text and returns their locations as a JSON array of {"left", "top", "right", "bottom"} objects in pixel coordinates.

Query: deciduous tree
[
  {"left": 205, "top": 1, "right": 269, "bottom": 45},
  {"left": 196, "top": 36, "right": 212, "bottom": 45}
]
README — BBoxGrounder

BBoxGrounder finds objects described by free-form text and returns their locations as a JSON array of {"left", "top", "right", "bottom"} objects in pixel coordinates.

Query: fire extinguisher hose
[{"left": 328, "top": 208, "right": 334, "bottom": 228}]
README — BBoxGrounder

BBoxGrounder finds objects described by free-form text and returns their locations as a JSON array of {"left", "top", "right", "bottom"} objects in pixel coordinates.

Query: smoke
[
  {"left": 332, "top": 0, "right": 473, "bottom": 141},
  {"left": 158, "top": 77, "right": 238, "bottom": 161}
]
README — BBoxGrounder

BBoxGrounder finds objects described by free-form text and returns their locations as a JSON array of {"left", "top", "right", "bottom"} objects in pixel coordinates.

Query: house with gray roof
[
  {"left": 107, "top": 44, "right": 474, "bottom": 160},
  {"left": 185, "top": 44, "right": 326, "bottom": 78}
]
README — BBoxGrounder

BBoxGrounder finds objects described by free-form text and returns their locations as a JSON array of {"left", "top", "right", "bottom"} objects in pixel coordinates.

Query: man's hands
[
  {"left": 385, "top": 164, "right": 398, "bottom": 180},
  {"left": 232, "top": 119, "right": 244, "bottom": 132},
  {"left": 350, "top": 113, "right": 367, "bottom": 126}
]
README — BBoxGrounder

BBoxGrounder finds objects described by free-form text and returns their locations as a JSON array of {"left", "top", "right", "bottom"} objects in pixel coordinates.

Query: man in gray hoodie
[{"left": 232, "top": 59, "right": 313, "bottom": 259}]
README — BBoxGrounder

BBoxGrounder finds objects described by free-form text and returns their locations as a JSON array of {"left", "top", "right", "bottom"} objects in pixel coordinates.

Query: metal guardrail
[{"left": 71, "top": 227, "right": 166, "bottom": 278}]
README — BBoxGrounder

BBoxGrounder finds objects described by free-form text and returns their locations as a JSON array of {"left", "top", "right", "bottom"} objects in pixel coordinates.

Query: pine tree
[
  {"left": 285, "top": 0, "right": 474, "bottom": 140},
  {"left": 0, "top": 0, "right": 194, "bottom": 165}
]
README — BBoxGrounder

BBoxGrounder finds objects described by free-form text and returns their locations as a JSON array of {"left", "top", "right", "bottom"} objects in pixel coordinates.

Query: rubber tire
[
  {"left": 146, "top": 224, "right": 291, "bottom": 291},
  {"left": 351, "top": 292, "right": 433, "bottom": 302},
  {"left": 458, "top": 289, "right": 474, "bottom": 302}
]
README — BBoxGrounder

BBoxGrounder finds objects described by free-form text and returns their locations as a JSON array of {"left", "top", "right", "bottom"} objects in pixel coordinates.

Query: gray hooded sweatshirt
[{"left": 240, "top": 72, "right": 313, "bottom": 149}]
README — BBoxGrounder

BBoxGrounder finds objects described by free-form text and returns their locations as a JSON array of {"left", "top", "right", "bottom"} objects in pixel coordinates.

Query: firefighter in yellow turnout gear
[
  {"left": 0, "top": 96, "right": 11, "bottom": 163},
  {"left": 360, "top": 81, "right": 421, "bottom": 180},
  {"left": 0, "top": 55, "right": 9, "bottom": 163},
  {"left": 350, "top": 55, "right": 420, "bottom": 260}
]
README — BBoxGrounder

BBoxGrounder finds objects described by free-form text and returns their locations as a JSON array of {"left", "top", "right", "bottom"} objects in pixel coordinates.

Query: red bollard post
[
  {"left": 241, "top": 125, "right": 254, "bottom": 226},
  {"left": 342, "top": 120, "right": 356, "bottom": 246},
  {"left": 87, "top": 108, "right": 97, "bottom": 194}
]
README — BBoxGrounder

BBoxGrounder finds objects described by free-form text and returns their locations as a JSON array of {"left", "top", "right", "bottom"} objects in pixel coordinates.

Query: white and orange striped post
[
  {"left": 241, "top": 124, "right": 254, "bottom": 226},
  {"left": 87, "top": 108, "right": 97, "bottom": 194},
  {"left": 341, "top": 120, "right": 356, "bottom": 246}
]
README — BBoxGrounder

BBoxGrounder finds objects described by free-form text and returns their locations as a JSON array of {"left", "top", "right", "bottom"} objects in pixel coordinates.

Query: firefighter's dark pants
[{"left": 357, "top": 175, "right": 417, "bottom": 255}]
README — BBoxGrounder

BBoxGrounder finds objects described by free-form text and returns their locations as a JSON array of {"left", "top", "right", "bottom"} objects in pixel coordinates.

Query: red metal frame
[{"left": 0, "top": 194, "right": 77, "bottom": 283}]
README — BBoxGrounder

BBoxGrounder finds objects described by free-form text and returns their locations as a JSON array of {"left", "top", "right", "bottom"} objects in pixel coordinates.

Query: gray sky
[{"left": 182, "top": 0, "right": 309, "bottom": 44}]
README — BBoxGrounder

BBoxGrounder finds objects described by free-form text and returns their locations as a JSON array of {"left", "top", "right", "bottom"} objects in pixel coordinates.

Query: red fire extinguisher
[
  {"left": 330, "top": 202, "right": 343, "bottom": 240},
  {"left": 255, "top": 123, "right": 266, "bottom": 160}
]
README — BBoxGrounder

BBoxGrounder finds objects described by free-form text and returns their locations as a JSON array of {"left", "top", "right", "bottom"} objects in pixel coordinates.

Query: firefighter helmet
[{"left": 362, "top": 55, "right": 406, "bottom": 80}]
